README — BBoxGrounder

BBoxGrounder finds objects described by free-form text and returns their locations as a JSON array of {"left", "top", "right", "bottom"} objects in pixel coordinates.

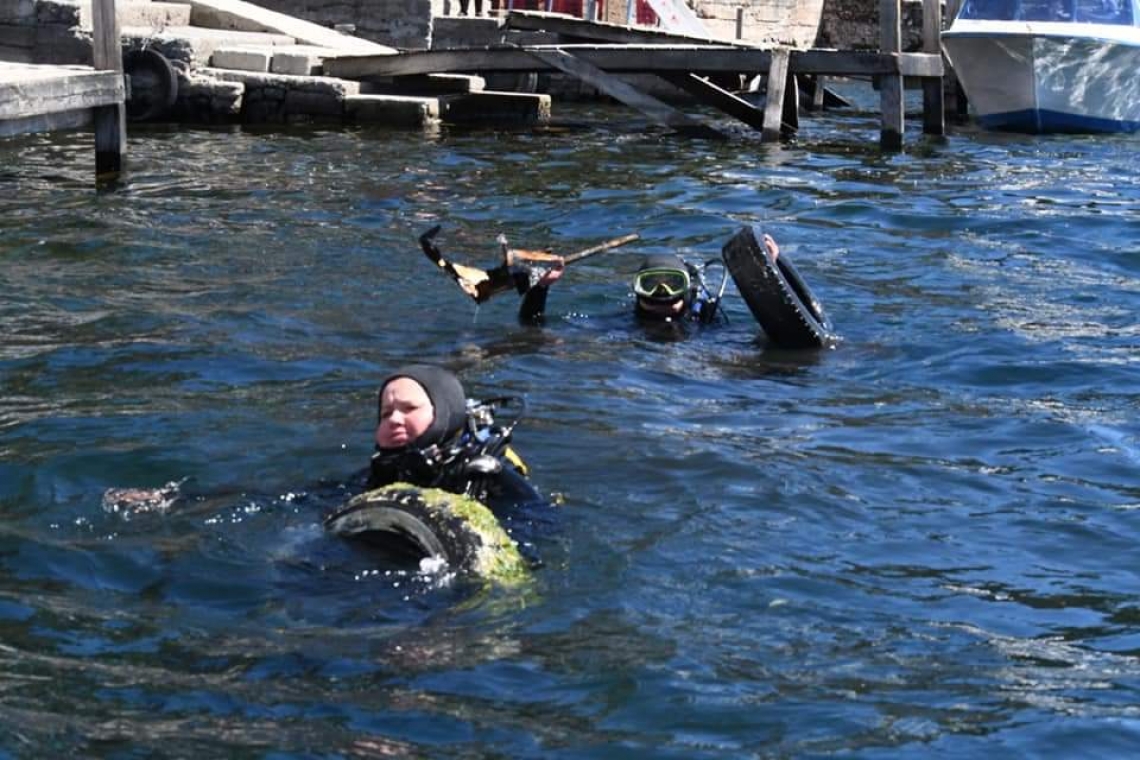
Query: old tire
[
  {"left": 124, "top": 48, "right": 178, "bottom": 122},
  {"left": 721, "top": 225, "right": 840, "bottom": 349},
  {"left": 324, "top": 483, "right": 529, "bottom": 582}
]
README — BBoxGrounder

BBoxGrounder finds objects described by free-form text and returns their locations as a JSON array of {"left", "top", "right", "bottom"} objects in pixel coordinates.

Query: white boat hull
[{"left": 943, "top": 20, "right": 1140, "bottom": 133}]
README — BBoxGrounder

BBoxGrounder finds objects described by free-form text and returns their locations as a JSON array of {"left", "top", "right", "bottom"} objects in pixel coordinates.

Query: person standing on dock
[{"left": 457, "top": 0, "right": 484, "bottom": 16}]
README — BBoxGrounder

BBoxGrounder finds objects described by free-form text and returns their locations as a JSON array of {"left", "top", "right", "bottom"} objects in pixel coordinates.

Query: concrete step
[
  {"left": 203, "top": 65, "right": 359, "bottom": 121},
  {"left": 37, "top": 0, "right": 192, "bottom": 30},
  {"left": 211, "top": 43, "right": 345, "bottom": 75},
  {"left": 345, "top": 93, "right": 440, "bottom": 128}
]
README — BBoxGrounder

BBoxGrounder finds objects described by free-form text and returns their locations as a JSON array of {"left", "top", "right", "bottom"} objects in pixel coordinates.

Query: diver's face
[
  {"left": 376, "top": 378, "right": 435, "bottom": 449},
  {"left": 636, "top": 296, "right": 686, "bottom": 317}
]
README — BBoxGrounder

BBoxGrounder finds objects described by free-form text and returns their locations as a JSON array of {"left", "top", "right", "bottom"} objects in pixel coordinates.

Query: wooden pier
[
  {"left": 328, "top": 0, "right": 945, "bottom": 149},
  {"left": 0, "top": 0, "right": 126, "bottom": 181}
]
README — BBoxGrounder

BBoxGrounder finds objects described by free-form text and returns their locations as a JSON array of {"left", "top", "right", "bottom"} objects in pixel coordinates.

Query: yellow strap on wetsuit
[{"left": 503, "top": 446, "right": 529, "bottom": 476}]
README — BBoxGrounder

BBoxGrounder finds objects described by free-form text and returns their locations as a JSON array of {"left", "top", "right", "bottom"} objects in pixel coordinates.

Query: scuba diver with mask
[
  {"left": 325, "top": 362, "right": 550, "bottom": 576},
  {"left": 631, "top": 250, "right": 733, "bottom": 326},
  {"left": 629, "top": 233, "right": 781, "bottom": 326},
  {"left": 518, "top": 229, "right": 837, "bottom": 349},
  {"left": 417, "top": 224, "right": 837, "bottom": 349},
  {"left": 365, "top": 363, "right": 543, "bottom": 512},
  {"left": 102, "top": 361, "right": 550, "bottom": 580}
]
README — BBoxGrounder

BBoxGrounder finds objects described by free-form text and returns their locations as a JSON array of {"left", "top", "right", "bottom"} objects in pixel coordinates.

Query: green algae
[{"left": 347, "top": 483, "right": 530, "bottom": 583}]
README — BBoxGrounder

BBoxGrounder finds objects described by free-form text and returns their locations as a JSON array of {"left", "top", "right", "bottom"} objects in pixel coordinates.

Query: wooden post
[
  {"left": 735, "top": 7, "right": 744, "bottom": 40},
  {"left": 762, "top": 48, "right": 791, "bottom": 142},
  {"left": 812, "top": 77, "right": 826, "bottom": 109},
  {"left": 781, "top": 72, "right": 800, "bottom": 138},
  {"left": 921, "top": 0, "right": 944, "bottom": 134},
  {"left": 879, "top": 0, "right": 904, "bottom": 150},
  {"left": 942, "top": 0, "right": 969, "bottom": 119},
  {"left": 90, "top": 0, "right": 125, "bottom": 180}
]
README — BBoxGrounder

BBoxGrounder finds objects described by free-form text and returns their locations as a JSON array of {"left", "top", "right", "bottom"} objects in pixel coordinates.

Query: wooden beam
[
  {"left": 895, "top": 52, "right": 944, "bottom": 78},
  {"left": 91, "top": 0, "right": 125, "bottom": 179},
  {"left": 522, "top": 46, "right": 725, "bottom": 138},
  {"left": 659, "top": 72, "right": 766, "bottom": 131},
  {"left": 782, "top": 72, "right": 800, "bottom": 138},
  {"left": 0, "top": 108, "right": 91, "bottom": 139},
  {"left": 325, "top": 46, "right": 940, "bottom": 80},
  {"left": 0, "top": 68, "right": 124, "bottom": 120}
]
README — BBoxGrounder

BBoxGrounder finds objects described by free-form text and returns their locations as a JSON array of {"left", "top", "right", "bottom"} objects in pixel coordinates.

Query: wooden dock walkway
[
  {"left": 327, "top": 1, "right": 946, "bottom": 149},
  {"left": 0, "top": 63, "right": 123, "bottom": 137},
  {"left": 0, "top": 0, "right": 126, "bottom": 181}
]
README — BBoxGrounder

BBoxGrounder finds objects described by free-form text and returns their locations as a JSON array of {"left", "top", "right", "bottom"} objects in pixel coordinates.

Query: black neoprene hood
[
  {"left": 636, "top": 253, "right": 688, "bottom": 275},
  {"left": 377, "top": 364, "right": 468, "bottom": 451}
]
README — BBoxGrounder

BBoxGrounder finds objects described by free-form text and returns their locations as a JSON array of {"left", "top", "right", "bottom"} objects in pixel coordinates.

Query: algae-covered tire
[
  {"left": 721, "top": 225, "right": 840, "bottom": 349},
  {"left": 323, "top": 484, "right": 529, "bottom": 582}
]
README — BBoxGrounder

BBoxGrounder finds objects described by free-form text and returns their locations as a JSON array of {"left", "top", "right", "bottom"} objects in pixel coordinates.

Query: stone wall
[
  {"left": 817, "top": 0, "right": 932, "bottom": 50},
  {"left": 598, "top": 0, "right": 826, "bottom": 47},
  {"left": 243, "top": 0, "right": 437, "bottom": 49},
  {"left": 206, "top": 0, "right": 934, "bottom": 52}
]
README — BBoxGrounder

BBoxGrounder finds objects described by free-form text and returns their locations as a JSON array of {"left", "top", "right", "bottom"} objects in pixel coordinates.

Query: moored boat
[{"left": 942, "top": 0, "right": 1140, "bottom": 133}]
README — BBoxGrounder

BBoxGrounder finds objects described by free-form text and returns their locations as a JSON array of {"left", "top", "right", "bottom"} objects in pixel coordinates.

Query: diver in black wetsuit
[
  {"left": 419, "top": 224, "right": 833, "bottom": 348},
  {"left": 103, "top": 364, "right": 545, "bottom": 519},
  {"left": 630, "top": 252, "right": 731, "bottom": 326},
  {"left": 519, "top": 233, "right": 781, "bottom": 329},
  {"left": 367, "top": 364, "right": 543, "bottom": 512}
]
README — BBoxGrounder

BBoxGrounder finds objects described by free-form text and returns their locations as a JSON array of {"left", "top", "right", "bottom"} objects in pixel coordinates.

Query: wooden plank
[
  {"left": 0, "top": 108, "right": 90, "bottom": 138},
  {"left": 0, "top": 68, "right": 124, "bottom": 120},
  {"left": 896, "top": 52, "right": 943, "bottom": 78},
  {"left": 326, "top": 46, "right": 925, "bottom": 80},
  {"left": 91, "top": 0, "right": 125, "bottom": 179},
  {"left": 761, "top": 48, "right": 790, "bottom": 141},
  {"left": 659, "top": 72, "right": 766, "bottom": 131},
  {"left": 522, "top": 46, "right": 725, "bottom": 138}
]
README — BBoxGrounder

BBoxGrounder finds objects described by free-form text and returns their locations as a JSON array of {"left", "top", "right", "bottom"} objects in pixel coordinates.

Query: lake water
[{"left": 2, "top": 94, "right": 1139, "bottom": 757}]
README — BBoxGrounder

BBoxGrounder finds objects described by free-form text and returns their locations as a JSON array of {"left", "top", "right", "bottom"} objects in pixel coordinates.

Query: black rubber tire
[
  {"left": 324, "top": 484, "right": 527, "bottom": 580},
  {"left": 721, "top": 225, "right": 840, "bottom": 349},
  {"left": 124, "top": 48, "right": 179, "bottom": 123}
]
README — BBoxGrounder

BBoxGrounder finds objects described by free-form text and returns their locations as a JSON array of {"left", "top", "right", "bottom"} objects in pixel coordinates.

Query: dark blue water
[{"left": 2, "top": 96, "right": 1139, "bottom": 757}]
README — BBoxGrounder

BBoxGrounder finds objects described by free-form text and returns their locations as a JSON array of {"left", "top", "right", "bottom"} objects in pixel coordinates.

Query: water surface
[{"left": 1, "top": 97, "right": 1139, "bottom": 757}]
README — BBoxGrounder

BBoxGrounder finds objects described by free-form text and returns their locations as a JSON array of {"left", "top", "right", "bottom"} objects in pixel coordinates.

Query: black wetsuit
[
  {"left": 521, "top": 259, "right": 726, "bottom": 327},
  {"left": 366, "top": 431, "right": 544, "bottom": 514}
]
